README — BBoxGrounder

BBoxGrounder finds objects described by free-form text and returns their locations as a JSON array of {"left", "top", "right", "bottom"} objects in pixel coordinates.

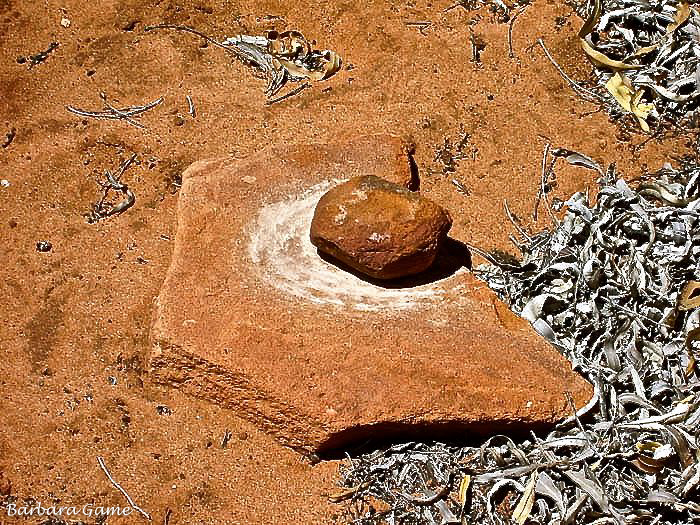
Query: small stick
[
  {"left": 508, "top": 6, "right": 527, "bottom": 58},
  {"left": 564, "top": 392, "right": 603, "bottom": 460},
  {"left": 533, "top": 142, "right": 548, "bottom": 221},
  {"left": 533, "top": 143, "right": 560, "bottom": 226},
  {"left": 602, "top": 297, "right": 665, "bottom": 327},
  {"left": 186, "top": 95, "right": 196, "bottom": 117},
  {"left": 405, "top": 21, "right": 432, "bottom": 34},
  {"left": 328, "top": 480, "right": 373, "bottom": 503},
  {"left": 452, "top": 178, "right": 470, "bottom": 195},
  {"left": 66, "top": 96, "right": 163, "bottom": 127},
  {"left": 469, "top": 30, "right": 479, "bottom": 64},
  {"left": 126, "top": 97, "right": 165, "bottom": 115},
  {"left": 265, "top": 82, "right": 310, "bottom": 105},
  {"left": 97, "top": 456, "right": 152, "bottom": 520},
  {"left": 66, "top": 106, "right": 124, "bottom": 120},
  {"left": 503, "top": 199, "right": 531, "bottom": 242},
  {"left": 91, "top": 154, "right": 138, "bottom": 222},
  {"left": 463, "top": 243, "right": 506, "bottom": 267},
  {"left": 398, "top": 482, "right": 451, "bottom": 505},
  {"left": 100, "top": 92, "right": 145, "bottom": 128},
  {"left": 28, "top": 42, "right": 59, "bottom": 68},
  {"left": 144, "top": 24, "right": 232, "bottom": 52}
]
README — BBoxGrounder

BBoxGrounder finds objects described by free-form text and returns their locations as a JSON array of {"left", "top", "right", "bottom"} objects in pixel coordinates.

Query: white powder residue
[{"left": 248, "top": 181, "right": 464, "bottom": 312}]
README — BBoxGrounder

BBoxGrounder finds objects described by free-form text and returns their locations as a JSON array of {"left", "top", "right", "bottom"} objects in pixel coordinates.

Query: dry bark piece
[{"left": 310, "top": 176, "right": 452, "bottom": 280}]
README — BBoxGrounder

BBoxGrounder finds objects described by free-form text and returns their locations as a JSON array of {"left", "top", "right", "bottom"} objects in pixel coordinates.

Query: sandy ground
[{"left": 0, "top": 0, "right": 695, "bottom": 523}]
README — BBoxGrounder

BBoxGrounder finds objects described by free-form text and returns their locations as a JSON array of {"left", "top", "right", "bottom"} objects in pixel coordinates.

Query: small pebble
[
  {"left": 0, "top": 179, "right": 9, "bottom": 188},
  {"left": 60, "top": 17, "right": 71, "bottom": 28},
  {"left": 36, "top": 241, "right": 52, "bottom": 252},
  {"left": 310, "top": 176, "right": 452, "bottom": 280}
]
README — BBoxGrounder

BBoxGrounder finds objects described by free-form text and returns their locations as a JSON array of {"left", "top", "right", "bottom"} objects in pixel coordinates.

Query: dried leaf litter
[
  {"left": 573, "top": 0, "right": 700, "bottom": 131},
  {"left": 334, "top": 154, "right": 700, "bottom": 525},
  {"left": 145, "top": 25, "right": 341, "bottom": 101}
]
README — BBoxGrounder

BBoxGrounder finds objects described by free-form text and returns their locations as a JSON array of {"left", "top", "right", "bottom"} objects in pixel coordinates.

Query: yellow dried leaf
[
  {"left": 636, "top": 441, "right": 662, "bottom": 453},
  {"left": 636, "top": 117, "right": 651, "bottom": 133},
  {"left": 308, "top": 50, "right": 343, "bottom": 81},
  {"left": 632, "top": 90, "right": 654, "bottom": 132},
  {"left": 581, "top": 39, "right": 642, "bottom": 70},
  {"left": 458, "top": 474, "right": 471, "bottom": 508},
  {"left": 669, "top": 2, "right": 691, "bottom": 33},
  {"left": 605, "top": 73, "right": 634, "bottom": 111},
  {"left": 605, "top": 73, "right": 654, "bottom": 132},
  {"left": 578, "top": 0, "right": 602, "bottom": 38},
  {"left": 686, "top": 352, "right": 697, "bottom": 379},
  {"left": 512, "top": 471, "right": 537, "bottom": 525},
  {"left": 632, "top": 88, "right": 653, "bottom": 117},
  {"left": 680, "top": 281, "right": 700, "bottom": 311}
]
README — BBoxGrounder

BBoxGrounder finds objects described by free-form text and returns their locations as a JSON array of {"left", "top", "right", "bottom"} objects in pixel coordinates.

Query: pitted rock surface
[
  {"left": 310, "top": 176, "right": 452, "bottom": 280},
  {"left": 150, "top": 135, "right": 593, "bottom": 454}
]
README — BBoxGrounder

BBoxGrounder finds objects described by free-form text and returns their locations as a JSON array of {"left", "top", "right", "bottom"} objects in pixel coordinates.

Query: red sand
[{"left": 0, "top": 0, "right": 692, "bottom": 523}]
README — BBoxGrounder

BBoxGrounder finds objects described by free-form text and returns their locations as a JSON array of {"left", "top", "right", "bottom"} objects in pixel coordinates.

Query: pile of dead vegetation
[
  {"left": 565, "top": 0, "right": 700, "bottom": 132},
  {"left": 332, "top": 151, "right": 700, "bottom": 524}
]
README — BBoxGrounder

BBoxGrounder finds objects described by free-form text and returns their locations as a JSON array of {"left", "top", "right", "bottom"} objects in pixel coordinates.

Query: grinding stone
[{"left": 149, "top": 135, "right": 592, "bottom": 454}]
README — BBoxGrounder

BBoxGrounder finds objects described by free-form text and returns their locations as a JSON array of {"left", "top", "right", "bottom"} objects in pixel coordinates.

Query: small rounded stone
[{"left": 310, "top": 175, "right": 452, "bottom": 280}]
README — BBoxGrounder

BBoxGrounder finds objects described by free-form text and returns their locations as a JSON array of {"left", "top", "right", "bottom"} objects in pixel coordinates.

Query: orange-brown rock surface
[
  {"left": 150, "top": 136, "right": 593, "bottom": 455},
  {"left": 310, "top": 175, "right": 452, "bottom": 279}
]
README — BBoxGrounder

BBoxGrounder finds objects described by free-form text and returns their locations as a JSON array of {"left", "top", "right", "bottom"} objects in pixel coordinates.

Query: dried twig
[
  {"left": 508, "top": 6, "right": 527, "bottom": 58},
  {"left": 405, "top": 21, "right": 432, "bottom": 34},
  {"left": 533, "top": 142, "right": 560, "bottom": 226},
  {"left": 97, "top": 456, "right": 152, "bottom": 520},
  {"left": 503, "top": 199, "right": 531, "bottom": 242},
  {"left": 144, "top": 24, "right": 233, "bottom": 51},
  {"left": 264, "top": 82, "right": 311, "bottom": 106},
  {"left": 66, "top": 94, "right": 163, "bottom": 128},
  {"left": 89, "top": 154, "right": 137, "bottom": 223},
  {"left": 452, "top": 178, "right": 470, "bottom": 195},
  {"left": 186, "top": 95, "right": 196, "bottom": 117}
]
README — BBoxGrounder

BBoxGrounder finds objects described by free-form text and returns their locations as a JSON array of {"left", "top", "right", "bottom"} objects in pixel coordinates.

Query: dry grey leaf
[{"left": 334, "top": 153, "right": 700, "bottom": 525}]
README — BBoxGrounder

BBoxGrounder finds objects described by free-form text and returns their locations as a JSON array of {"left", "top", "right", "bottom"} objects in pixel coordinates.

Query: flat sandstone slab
[{"left": 150, "top": 135, "right": 592, "bottom": 455}]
